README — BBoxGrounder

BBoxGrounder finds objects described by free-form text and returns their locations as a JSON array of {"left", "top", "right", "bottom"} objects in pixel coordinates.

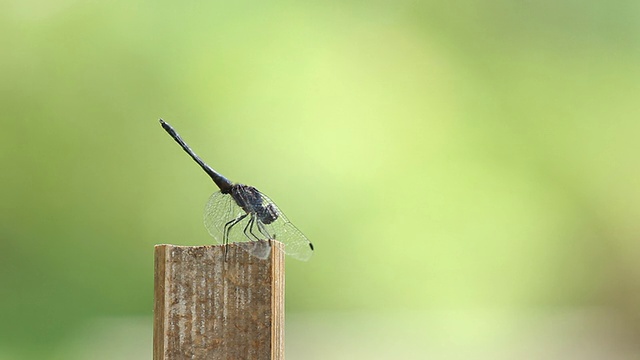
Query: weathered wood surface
[{"left": 154, "top": 242, "right": 285, "bottom": 360}]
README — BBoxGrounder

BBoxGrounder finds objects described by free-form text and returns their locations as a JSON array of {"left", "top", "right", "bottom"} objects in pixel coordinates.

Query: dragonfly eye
[{"left": 258, "top": 203, "right": 278, "bottom": 225}]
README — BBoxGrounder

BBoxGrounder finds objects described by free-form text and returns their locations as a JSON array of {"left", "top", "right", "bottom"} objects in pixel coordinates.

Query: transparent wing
[
  {"left": 258, "top": 192, "right": 314, "bottom": 262},
  {"left": 203, "top": 190, "right": 314, "bottom": 261},
  {"left": 203, "top": 191, "right": 273, "bottom": 259},
  {"left": 204, "top": 191, "right": 239, "bottom": 245}
]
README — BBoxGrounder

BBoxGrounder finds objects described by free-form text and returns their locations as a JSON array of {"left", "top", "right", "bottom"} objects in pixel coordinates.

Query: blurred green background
[{"left": 2, "top": 0, "right": 640, "bottom": 359}]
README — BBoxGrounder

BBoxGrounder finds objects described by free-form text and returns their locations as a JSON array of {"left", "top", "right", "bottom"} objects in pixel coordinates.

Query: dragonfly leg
[
  {"left": 256, "top": 220, "right": 272, "bottom": 240},
  {"left": 223, "top": 213, "right": 248, "bottom": 245},
  {"left": 222, "top": 213, "right": 248, "bottom": 261},
  {"left": 243, "top": 214, "right": 262, "bottom": 241}
]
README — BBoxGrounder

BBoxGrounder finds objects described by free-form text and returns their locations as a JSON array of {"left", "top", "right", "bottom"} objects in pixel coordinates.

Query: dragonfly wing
[
  {"left": 204, "top": 189, "right": 313, "bottom": 261},
  {"left": 266, "top": 219, "right": 313, "bottom": 261},
  {"left": 204, "top": 191, "right": 271, "bottom": 259},
  {"left": 259, "top": 193, "right": 314, "bottom": 261},
  {"left": 203, "top": 191, "right": 238, "bottom": 245},
  {"left": 237, "top": 240, "right": 272, "bottom": 260}
]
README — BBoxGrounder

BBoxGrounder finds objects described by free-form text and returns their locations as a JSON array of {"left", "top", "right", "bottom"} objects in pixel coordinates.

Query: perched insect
[{"left": 160, "top": 119, "right": 314, "bottom": 261}]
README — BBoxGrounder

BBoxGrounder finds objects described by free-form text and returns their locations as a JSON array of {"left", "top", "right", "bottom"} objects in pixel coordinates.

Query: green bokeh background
[{"left": 2, "top": 1, "right": 639, "bottom": 359}]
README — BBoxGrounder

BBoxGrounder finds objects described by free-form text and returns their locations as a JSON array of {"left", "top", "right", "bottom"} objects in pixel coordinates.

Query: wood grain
[{"left": 154, "top": 241, "right": 285, "bottom": 360}]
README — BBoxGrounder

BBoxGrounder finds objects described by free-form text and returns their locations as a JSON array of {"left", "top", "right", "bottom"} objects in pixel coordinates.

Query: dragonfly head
[{"left": 258, "top": 203, "right": 278, "bottom": 225}]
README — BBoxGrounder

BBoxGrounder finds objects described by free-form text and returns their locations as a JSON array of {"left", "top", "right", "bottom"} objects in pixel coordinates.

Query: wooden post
[{"left": 154, "top": 242, "right": 285, "bottom": 360}]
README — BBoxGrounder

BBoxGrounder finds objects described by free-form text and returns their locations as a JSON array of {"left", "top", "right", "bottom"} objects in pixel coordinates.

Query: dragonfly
[{"left": 159, "top": 119, "right": 314, "bottom": 261}]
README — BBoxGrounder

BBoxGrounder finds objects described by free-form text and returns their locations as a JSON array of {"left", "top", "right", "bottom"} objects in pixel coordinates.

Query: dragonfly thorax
[{"left": 230, "top": 184, "right": 279, "bottom": 224}]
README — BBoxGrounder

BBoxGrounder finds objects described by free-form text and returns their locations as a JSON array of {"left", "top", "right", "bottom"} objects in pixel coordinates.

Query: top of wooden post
[{"left": 154, "top": 241, "right": 285, "bottom": 360}]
